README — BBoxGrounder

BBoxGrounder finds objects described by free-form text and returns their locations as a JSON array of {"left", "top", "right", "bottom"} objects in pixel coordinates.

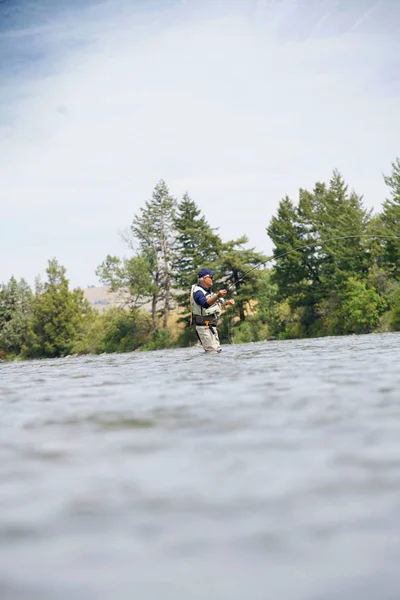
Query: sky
[{"left": 1, "top": 0, "right": 399, "bottom": 289}]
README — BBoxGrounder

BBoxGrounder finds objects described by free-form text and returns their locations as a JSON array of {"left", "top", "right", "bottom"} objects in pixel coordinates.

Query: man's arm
[
  {"left": 193, "top": 289, "right": 209, "bottom": 308},
  {"left": 193, "top": 289, "right": 228, "bottom": 308},
  {"left": 206, "top": 289, "right": 227, "bottom": 306}
]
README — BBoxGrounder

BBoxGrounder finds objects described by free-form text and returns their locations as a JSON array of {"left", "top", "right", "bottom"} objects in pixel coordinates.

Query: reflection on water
[{"left": 1, "top": 333, "right": 400, "bottom": 600}]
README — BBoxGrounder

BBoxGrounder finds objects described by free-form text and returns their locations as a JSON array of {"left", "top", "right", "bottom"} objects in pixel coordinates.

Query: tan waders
[{"left": 195, "top": 322, "right": 222, "bottom": 353}]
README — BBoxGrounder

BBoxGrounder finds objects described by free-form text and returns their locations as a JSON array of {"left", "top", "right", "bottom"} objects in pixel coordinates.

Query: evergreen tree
[
  {"left": 268, "top": 194, "right": 313, "bottom": 300},
  {"left": 307, "top": 171, "right": 371, "bottom": 292},
  {"left": 130, "top": 180, "right": 176, "bottom": 329},
  {"left": 0, "top": 277, "right": 33, "bottom": 356},
  {"left": 172, "top": 193, "right": 221, "bottom": 316},
  {"left": 217, "top": 235, "right": 267, "bottom": 323},
  {"left": 268, "top": 171, "right": 372, "bottom": 336},
  {"left": 377, "top": 158, "right": 400, "bottom": 279},
  {"left": 22, "top": 259, "right": 90, "bottom": 358}
]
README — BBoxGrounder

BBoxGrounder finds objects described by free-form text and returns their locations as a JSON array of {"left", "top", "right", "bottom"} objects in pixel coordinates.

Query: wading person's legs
[{"left": 195, "top": 325, "right": 221, "bottom": 353}]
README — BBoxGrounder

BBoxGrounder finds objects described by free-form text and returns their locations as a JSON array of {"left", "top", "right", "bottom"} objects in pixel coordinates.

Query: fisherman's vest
[{"left": 191, "top": 285, "right": 224, "bottom": 326}]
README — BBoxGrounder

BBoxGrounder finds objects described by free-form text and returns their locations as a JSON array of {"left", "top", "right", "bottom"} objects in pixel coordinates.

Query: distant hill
[
  {"left": 82, "top": 286, "right": 176, "bottom": 314},
  {"left": 83, "top": 286, "right": 120, "bottom": 312}
]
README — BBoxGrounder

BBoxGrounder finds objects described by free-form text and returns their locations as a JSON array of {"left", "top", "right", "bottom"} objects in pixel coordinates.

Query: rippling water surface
[{"left": 1, "top": 333, "right": 400, "bottom": 599}]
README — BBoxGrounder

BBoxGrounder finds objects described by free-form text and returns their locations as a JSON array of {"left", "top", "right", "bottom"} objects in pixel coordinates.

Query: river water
[{"left": 1, "top": 333, "right": 400, "bottom": 600}]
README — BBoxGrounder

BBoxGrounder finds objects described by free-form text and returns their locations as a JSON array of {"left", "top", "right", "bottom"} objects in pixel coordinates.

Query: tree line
[{"left": 1, "top": 158, "right": 399, "bottom": 360}]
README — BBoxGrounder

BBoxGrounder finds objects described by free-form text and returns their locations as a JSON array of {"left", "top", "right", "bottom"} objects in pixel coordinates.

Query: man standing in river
[{"left": 190, "top": 268, "right": 235, "bottom": 353}]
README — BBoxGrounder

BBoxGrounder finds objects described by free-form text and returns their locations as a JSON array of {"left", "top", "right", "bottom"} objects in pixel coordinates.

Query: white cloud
[{"left": 0, "top": 0, "right": 399, "bottom": 287}]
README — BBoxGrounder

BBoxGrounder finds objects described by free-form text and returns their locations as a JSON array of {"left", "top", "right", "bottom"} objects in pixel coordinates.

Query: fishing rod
[{"left": 225, "top": 234, "right": 400, "bottom": 292}]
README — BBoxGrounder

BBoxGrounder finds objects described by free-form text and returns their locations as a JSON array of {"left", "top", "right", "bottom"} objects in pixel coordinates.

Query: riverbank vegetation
[{"left": 1, "top": 159, "right": 400, "bottom": 360}]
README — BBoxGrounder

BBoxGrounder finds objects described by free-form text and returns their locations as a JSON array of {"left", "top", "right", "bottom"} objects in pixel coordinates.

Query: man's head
[{"left": 198, "top": 267, "right": 215, "bottom": 287}]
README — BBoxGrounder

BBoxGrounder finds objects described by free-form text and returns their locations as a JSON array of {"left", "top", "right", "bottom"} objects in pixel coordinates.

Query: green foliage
[
  {"left": 274, "top": 302, "right": 307, "bottom": 339},
  {"left": 267, "top": 195, "right": 311, "bottom": 300},
  {"left": 71, "top": 310, "right": 106, "bottom": 355},
  {"left": 374, "top": 159, "right": 400, "bottom": 279},
  {"left": 268, "top": 170, "right": 373, "bottom": 336},
  {"left": 254, "top": 270, "right": 279, "bottom": 332},
  {"left": 230, "top": 319, "right": 269, "bottom": 344},
  {"left": 217, "top": 235, "right": 266, "bottom": 323},
  {"left": 130, "top": 179, "right": 177, "bottom": 328},
  {"left": 224, "top": 270, "right": 279, "bottom": 344},
  {"left": 385, "top": 284, "right": 400, "bottom": 331},
  {"left": 0, "top": 277, "right": 33, "bottom": 355},
  {"left": 173, "top": 193, "right": 221, "bottom": 285},
  {"left": 3, "top": 162, "right": 400, "bottom": 362},
  {"left": 175, "top": 324, "right": 199, "bottom": 347},
  {"left": 141, "top": 328, "right": 175, "bottom": 351},
  {"left": 172, "top": 193, "right": 267, "bottom": 335},
  {"left": 97, "top": 308, "right": 152, "bottom": 354},
  {"left": 22, "top": 259, "right": 90, "bottom": 359},
  {"left": 172, "top": 193, "right": 221, "bottom": 317},
  {"left": 340, "top": 279, "right": 386, "bottom": 334},
  {"left": 96, "top": 254, "right": 155, "bottom": 308},
  {"left": 314, "top": 279, "right": 386, "bottom": 336}
]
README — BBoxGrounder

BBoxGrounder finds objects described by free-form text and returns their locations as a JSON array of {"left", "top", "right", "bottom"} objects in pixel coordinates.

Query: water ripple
[{"left": 1, "top": 333, "right": 400, "bottom": 600}]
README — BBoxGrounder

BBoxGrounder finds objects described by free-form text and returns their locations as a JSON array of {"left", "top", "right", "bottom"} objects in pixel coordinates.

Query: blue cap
[{"left": 198, "top": 268, "right": 215, "bottom": 278}]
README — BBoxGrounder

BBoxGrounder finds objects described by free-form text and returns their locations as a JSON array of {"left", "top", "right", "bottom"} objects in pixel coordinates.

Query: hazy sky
[{"left": 1, "top": 0, "right": 399, "bottom": 288}]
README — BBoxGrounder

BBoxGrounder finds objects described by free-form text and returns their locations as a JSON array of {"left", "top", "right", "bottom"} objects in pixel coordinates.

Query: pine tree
[
  {"left": 309, "top": 171, "right": 371, "bottom": 292},
  {"left": 172, "top": 193, "right": 221, "bottom": 316},
  {"left": 217, "top": 235, "right": 267, "bottom": 323},
  {"left": 0, "top": 277, "right": 33, "bottom": 356},
  {"left": 378, "top": 158, "right": 400, "bottom": 279},
  {"left": 267, "top": 194, "right": 314, "bottom": 303},
  {"left": 267, "top": 171, "right": 372, "bottom": 335},
  {"left": 130, "top": 180, "right": 176, "bottom": 329},
  {"left": 23, "top": 259, "right": 90, "bottom": 358}
]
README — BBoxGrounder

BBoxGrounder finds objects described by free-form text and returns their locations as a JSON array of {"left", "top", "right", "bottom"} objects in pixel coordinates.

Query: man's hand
[
  {"left": 225, "top": 299, "right": 235, "bottom": 306},
  {"left": 207, "top": 289, "right": 228, "bottom": 306}
]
